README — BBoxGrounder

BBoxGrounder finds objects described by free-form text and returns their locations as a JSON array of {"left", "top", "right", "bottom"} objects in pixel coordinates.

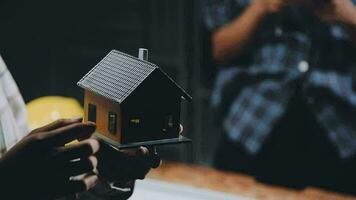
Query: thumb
[
  {"left": 29, "top": 117, "right": 83, "bottom": 135},
  {"left": 40, "top": 122, "right": 96, "bottom": 146}
]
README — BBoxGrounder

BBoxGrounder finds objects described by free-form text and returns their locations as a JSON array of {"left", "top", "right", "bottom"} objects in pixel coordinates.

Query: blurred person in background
[
  {"left": 0, "top": 54, "right": 161, "bottom": 199},
  {"left": 204, "top": 0, "right": 356, "bottom": 194}
]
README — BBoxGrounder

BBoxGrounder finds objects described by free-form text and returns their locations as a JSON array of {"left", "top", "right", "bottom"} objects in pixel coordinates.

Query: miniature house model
[{"left": 78, "top": 49, "right": 191, "bottom": 148}]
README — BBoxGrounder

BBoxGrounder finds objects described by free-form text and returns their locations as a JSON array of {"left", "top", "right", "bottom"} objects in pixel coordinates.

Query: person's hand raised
[
  {"left": 254, "top": 0, "right": 289, "bottom": 14},
  {"left": 0, "top": 118, "right": 100, "bottom": 200},
  {"left": 312, "top": 0, "right": 356, "bottom": 26}
]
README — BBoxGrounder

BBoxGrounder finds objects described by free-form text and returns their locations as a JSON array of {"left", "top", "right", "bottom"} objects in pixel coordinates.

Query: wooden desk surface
[{"left": 147, "top": 161, "right": 356, "bottom": 200}]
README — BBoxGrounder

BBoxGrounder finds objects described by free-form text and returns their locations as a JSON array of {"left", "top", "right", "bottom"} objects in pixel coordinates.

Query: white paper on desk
[{"left": 130, "top": 179, "right": 250, "bottom": 200}]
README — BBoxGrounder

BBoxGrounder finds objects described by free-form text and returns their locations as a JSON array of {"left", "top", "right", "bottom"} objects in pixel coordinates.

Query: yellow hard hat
[{"left": 27, "top": 96, "right": 83, "bottom": 130}]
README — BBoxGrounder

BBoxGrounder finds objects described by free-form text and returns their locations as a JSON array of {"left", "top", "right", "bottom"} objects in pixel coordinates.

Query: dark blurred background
[{"left": 0, "top": 0, "right": 218, "bottom": 165}]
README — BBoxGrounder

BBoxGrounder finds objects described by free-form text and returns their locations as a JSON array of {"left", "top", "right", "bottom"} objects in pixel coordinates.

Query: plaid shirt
[
  {"left": 0, "top": 55, "right": 28, "bottom": 157},
  {"left": 204, "top": 0, "right": 356, "bottom": 158}
]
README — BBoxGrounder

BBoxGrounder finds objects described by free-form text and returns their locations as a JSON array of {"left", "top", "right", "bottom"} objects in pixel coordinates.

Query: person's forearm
[{"left": 212, "top": 2, "right": 269, "bottom": 63}]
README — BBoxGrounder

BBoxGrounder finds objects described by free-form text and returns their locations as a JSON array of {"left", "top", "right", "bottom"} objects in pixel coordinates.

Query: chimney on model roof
[{"left": 138, "top": 48, "right": 148, "bottom": 61}]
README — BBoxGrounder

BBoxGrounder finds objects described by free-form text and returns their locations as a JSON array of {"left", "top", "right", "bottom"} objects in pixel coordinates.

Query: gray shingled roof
[
  {"left": 78, "top": 50, "right": 157, "bottom": 103},
  {"left": 78, "top": 50, "right": 192, "bottom": 103}
]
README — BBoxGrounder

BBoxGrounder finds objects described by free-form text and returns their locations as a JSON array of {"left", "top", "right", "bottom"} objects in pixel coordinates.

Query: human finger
[
  {"left": 120, "top": 147, "right": 161, "bottom": 170},
  {"left": 110, "top": 180, "right": 135, "bottom": 192},
  {"left": 143, "top": 154, "right": 162, "bottom": 169},
  {"left": 179, "top": 124, "right": 184, "bottom": 135},
  {"left": 63, "top": 156, "right": 98, "bottom": 177},
  {"left": 103, "top": 147, "right": 154, "bottom": 180},
  {"left": 42, "top": 122, "right": 96, "bottom": 146},
  {"left": 119, "top": 146, "right": 149, "bottom": 157},
  {"left": 64, "top": 174, "right": 99, "bottom": 194},
  {"left": 30, "top": 117, "right": 83, "bottom": 134},
  {"left": 55, "top": 138, "right": 100, "bottom": 161},
  {"left": 138, "top": 146, "right": 161, "bottom": 168}
]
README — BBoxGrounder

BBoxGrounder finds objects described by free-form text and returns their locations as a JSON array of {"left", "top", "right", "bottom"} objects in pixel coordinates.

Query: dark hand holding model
[
  {"left": 0, "top": 118, "right": 99, "bottom": 199},
  {"left": 94, "top": 125, "right": 183, "bottom": 199},
  {"left": 0, "top": 117, "right": 166, "bottom": 200}
]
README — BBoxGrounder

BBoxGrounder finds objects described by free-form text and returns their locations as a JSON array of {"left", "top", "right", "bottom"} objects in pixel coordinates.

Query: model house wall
[
  {"left": 84, "top": 90, "right": 122, "bottom": 142},
  {"left": 121, "top": 95, "right": 181, "bottom": 144},
  {"left": 120, "top": 69, "right": 182, "bottom": 143}
]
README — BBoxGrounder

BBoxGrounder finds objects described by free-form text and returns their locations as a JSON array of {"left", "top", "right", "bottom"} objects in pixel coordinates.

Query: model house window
[
  {"left": 130, "top": 115, "right": 141, "bottom": 125},
  {"left": 88, "top": 104, "right": 97, "bottom": 123},
  {"left": 130, "top": 118, "right": 140, "bottom": 124},
  {"left": 108, "top": 112, "right": 117, "bottom": 134},
  {"left": 167, "top": 115, "right": 174, "bottom": 128},
  {"left": 163, "top": 114, "right": 174, "bottom": 132}
]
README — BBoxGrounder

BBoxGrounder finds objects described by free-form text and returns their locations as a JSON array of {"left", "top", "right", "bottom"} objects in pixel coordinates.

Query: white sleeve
[{"left": 0, "top": 55, "right": 28, "bottom": 151}]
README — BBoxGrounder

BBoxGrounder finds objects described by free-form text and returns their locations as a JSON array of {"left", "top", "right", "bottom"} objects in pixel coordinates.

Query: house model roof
[{"left": 78, "top": 50, "right": 192, "bottom": 103}]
